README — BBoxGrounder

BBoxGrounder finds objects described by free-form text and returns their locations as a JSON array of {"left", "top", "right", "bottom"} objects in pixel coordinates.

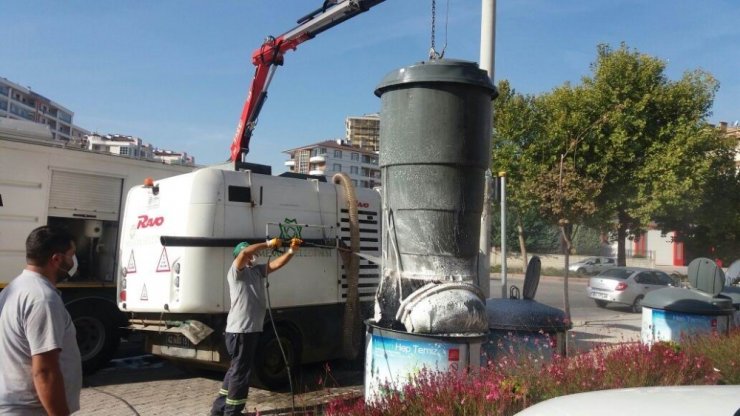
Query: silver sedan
[{"left": 587, "top": 267, "right": 675, "bottom": 312}]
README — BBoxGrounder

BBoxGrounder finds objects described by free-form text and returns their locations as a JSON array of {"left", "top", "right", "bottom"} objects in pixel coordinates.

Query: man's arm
[
  {"left": 267, "top": 238, "right": 302, "bottom": 274},
  {"left": 32, "top": 349, "right": 70, "bottom": 416}
]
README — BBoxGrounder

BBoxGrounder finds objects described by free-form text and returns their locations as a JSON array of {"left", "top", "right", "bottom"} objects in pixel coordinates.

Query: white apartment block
[
  {"left": 85, "top": 133, "right": 195, "bottom": 166},
  {"left": 284, "top": 139, "right": 380, "bottom": 189},
  {"left": 152, "top": 149, "right": 196, "bottom": 166},
  {"left": 0, "top": 77, "right": 88, "bottom": 143}
]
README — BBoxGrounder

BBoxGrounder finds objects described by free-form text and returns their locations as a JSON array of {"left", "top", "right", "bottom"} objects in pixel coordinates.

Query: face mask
[{"left": 60, "top": 254, "right": 78, "bottom": 277}]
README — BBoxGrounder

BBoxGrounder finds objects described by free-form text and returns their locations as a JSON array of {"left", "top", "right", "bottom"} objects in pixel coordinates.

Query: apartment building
[
  {"left": 85, "top": 133, "right": 195, "bottom": 166},
  {"left": 718, "top": 121, "right": 740, "bottom": 169},
  {"left": 0, "top": 77, "right": 88, "bottom": 142},
  {"left": 345, "top": 113, "right": 380, "bottom": 151},
  {"left": 283, "top": 139, "right": 380, "bottom": 188}
]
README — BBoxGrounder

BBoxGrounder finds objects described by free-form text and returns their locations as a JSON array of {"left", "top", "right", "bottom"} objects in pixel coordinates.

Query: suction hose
[{"left": 333, "top": 173, "right": 361, "bottom": 360}]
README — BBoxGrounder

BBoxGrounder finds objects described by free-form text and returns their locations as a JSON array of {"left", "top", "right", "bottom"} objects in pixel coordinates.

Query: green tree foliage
[{"left": 577, "top": 43, "right": 721, "bottom": 266}]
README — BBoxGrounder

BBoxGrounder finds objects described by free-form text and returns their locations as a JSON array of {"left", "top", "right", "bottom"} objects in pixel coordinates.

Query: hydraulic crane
[{"left": 229, "top": 0, "right": 387, "bottom": 166}]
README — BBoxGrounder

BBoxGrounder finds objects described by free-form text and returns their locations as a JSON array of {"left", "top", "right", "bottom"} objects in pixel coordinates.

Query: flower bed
[{"left": 326, "top": 328, "right": 739, "bottom": 416}]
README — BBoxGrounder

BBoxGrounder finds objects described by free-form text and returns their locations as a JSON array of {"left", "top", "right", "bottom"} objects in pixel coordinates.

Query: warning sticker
[
  {"left": 126, "top": 251, "right": 137, "bottom": 274},
  {"left": 140, "top": 284, "right": 148, "bottom": 301},
  {"left": 156, "top": 247, "right": 170, "bottom": 272}
]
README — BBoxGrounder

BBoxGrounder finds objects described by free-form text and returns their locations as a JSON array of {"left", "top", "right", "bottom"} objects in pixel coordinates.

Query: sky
[{"left": 2, "top": 0, "right": 739, "bottom": 173}]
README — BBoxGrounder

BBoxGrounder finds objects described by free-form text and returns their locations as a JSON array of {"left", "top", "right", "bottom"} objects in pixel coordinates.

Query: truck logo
[{"left": 137, "top": 215, "right": 164, "bottom": 229}]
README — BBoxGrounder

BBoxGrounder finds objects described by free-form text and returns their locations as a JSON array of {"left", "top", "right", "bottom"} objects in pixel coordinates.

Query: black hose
[{"left": 263, "top": 250, "right": 296, "bottom": 413}]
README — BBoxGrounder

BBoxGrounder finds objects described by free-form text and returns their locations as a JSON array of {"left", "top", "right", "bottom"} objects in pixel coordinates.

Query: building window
[
  {"left": 351, "top": 179, "right": 358, "bottom": 187},
  {"left": 334, "top": 149, "right": 342, "bottom": 158},
  {"left": 133, "top": 149, "right": 139, "bottom": 157},
  {"left": 350, "top": 166, "right": 358, "bottom": 174},
  {"left": 0, "top": 85, "right": 8, "bottom": 96},
  {"left": 351, "top": 152, "right": 359, "bottom": 161},
  {"left": 0, "top": 99, "right": 7, "bottom": 111},
  {"left": 333, "top": 163, "right": 342, "bottom": 172},
  {"left": 319, "top": 147, "right": 327, "bottom": 155},
  {"left": 119, "top": 147, "right": 129, "bottom": 156}
]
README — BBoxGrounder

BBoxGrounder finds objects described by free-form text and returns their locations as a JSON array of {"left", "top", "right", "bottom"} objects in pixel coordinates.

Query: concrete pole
[{"left": 478, "top": 0, "right": 496, "bottom": 298}]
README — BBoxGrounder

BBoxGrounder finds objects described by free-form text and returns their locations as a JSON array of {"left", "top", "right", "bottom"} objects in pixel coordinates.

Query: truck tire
[
  {"left": 67, "top": 301, "right": 121, "bottom": 374},
  {"left": 254, "top": 327, "right": 300, "bottom": 390}
]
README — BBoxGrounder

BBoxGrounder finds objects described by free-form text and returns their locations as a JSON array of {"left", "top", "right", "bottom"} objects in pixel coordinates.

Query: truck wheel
[
  {"left": 255, "top": 327, "right": 300, "bottom": 390},
  {"left": 68, "top": 302, "right": 120, "bottom": 374}
]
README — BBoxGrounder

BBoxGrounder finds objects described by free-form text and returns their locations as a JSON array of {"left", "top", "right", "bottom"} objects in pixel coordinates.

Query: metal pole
[
  {"left": 500, "top": 172, "right": 507, "bottom": 298},
  {"left": 478, "top": 0, "right": 496, "bottom": 298},
  {"left": 479, "top": 0, "right": 496, "bottom": 80}
]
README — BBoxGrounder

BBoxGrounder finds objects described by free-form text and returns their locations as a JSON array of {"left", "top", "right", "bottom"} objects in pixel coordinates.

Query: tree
[
  {"left": 577, "top": 44, "right": 720, "bottom": 266},
  {"left": 491, "top": 80, "right": 543, "bottom": 266}
]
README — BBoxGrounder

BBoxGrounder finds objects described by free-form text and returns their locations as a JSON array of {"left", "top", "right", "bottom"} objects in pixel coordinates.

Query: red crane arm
[{"left": 229, "top": 0, "right": 387, "bottom": 164}]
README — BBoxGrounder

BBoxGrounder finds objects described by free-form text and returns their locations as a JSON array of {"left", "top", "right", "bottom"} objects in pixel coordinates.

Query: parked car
[
  {"left": 515, "top": 385, "right": 740, "bottom": 416},
  {"left": 569, "top": 256, "right": 616, "bottom": 275},
  {"left": 587, "top": 267, "right": 675, "bottom": 312}
]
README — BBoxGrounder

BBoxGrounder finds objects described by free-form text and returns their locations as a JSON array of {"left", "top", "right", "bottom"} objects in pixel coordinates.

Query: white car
[
  {"left": 587, "top": 267, "right": 675, "bottom": 312},
  {"left": 568, "top": 256, "right": 616, "bottom": 275},
  {"left": 515, "top": 385, "right": 740, "bottom": 416}
]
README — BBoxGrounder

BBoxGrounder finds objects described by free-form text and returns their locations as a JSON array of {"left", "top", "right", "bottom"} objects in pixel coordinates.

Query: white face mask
[{"left": 61, "top": 254, "right": 78, "bottom": 277}]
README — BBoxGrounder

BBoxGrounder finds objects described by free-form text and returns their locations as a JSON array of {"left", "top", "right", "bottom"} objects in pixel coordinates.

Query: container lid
[
  {"left": 687, "top": 257, "right": 724, "bottom": 295},
  {"left": 523, "top": 256, "right": 541, "bottom": 300},
  {"left": 485, "top": 299, "right": 571, "bottom": 331},
  {"left": 375, "top": 59, "right": 497, "bottom": 98},
  {"left": 642, "top": 287, "right": 734, "bottom": 314}
]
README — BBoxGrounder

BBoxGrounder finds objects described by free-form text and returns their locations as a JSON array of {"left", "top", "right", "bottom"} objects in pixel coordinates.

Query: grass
[{"left": 325, "top": 328, "right": 740, "bottom": 416}]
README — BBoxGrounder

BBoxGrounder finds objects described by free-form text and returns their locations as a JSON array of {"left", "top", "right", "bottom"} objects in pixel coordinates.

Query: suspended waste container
[
  {"left": 372, "top": 59, "right": 497, "bottom": 334},
  {"left": 483, "top": 257, "right": 571, "bottom": 360},
  {"left": 642, "top": 258, "right": 733, "bottom": 344}
]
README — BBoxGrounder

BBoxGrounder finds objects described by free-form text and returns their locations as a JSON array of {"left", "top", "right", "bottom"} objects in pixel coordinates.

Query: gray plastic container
[
  {"left": 641, "top": 287, "right": 733, "bottom": 344},
  {"left": 375, "top": 59, "right": 497, "bottom": 282},
  {"left": 719, "top": 286, "right": 740, "bottom": 327},
  {"left": 483, "top": 299, "right": 571, "bottom": 359}
]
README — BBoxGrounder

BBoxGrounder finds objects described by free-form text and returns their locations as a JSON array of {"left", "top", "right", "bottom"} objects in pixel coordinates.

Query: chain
[
  {"left": 429, "top": 0, "right": 447, "bottom": 60},
  {"left": 429, "top": 0, "right": 438, "bottom": 60}
]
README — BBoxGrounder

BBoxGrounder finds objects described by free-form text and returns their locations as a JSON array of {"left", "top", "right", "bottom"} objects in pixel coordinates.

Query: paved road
[{"left": 76, "top": 274, "right": 642, "bottom": 415}]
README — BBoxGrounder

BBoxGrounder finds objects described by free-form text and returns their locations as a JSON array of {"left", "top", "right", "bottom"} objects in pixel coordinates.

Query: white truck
[
  {"left": 117, "top": 166, "right": 381, "bottom": 388},
  {"left": 0, "top": 121, "right": 194, "bottom": 372}
]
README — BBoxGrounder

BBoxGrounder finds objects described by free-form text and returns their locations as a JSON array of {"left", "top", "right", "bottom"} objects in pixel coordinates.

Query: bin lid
[
  {"left": 643, "top": 287, "right": 734, "bottom": 314},
  {"left": 522, "top": 256, "right": 541, "bottom": 300},
  {"left": 687, "top": 257, "right": 724, "bottom": 295},
  {"left": 485, "top": 298, "right": 571, "bottom": 331},
  {"left": 375, "top": 59, "right": 497, "bottom": 98}
]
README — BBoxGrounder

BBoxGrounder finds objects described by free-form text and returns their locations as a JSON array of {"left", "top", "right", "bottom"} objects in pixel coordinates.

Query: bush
[{"left": 327, "top": 331, "right": 738, "bottom": 415}]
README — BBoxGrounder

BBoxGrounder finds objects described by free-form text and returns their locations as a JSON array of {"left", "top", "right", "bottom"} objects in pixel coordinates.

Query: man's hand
[
  {"left": 289, "top": 238, "right": 303, "bottom": 253},
  {"left": 267, "top": 238, "right": 283, "bottom": 249}
]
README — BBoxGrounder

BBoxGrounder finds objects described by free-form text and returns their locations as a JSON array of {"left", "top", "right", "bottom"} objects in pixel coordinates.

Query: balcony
[
  {"left": 284, "top": 160, "right": 295, "bottom": 167},
  {"left": 308, "top": 169, "right": 325, "bottom": 176},
  {"left": 309, "top": 155, "right": 326, "bottom": 163}
]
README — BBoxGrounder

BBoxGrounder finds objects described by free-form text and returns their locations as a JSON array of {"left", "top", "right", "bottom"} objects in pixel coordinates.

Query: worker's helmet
[{"left": 233, "top": 241, "right": 249, "bottom": 258}]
